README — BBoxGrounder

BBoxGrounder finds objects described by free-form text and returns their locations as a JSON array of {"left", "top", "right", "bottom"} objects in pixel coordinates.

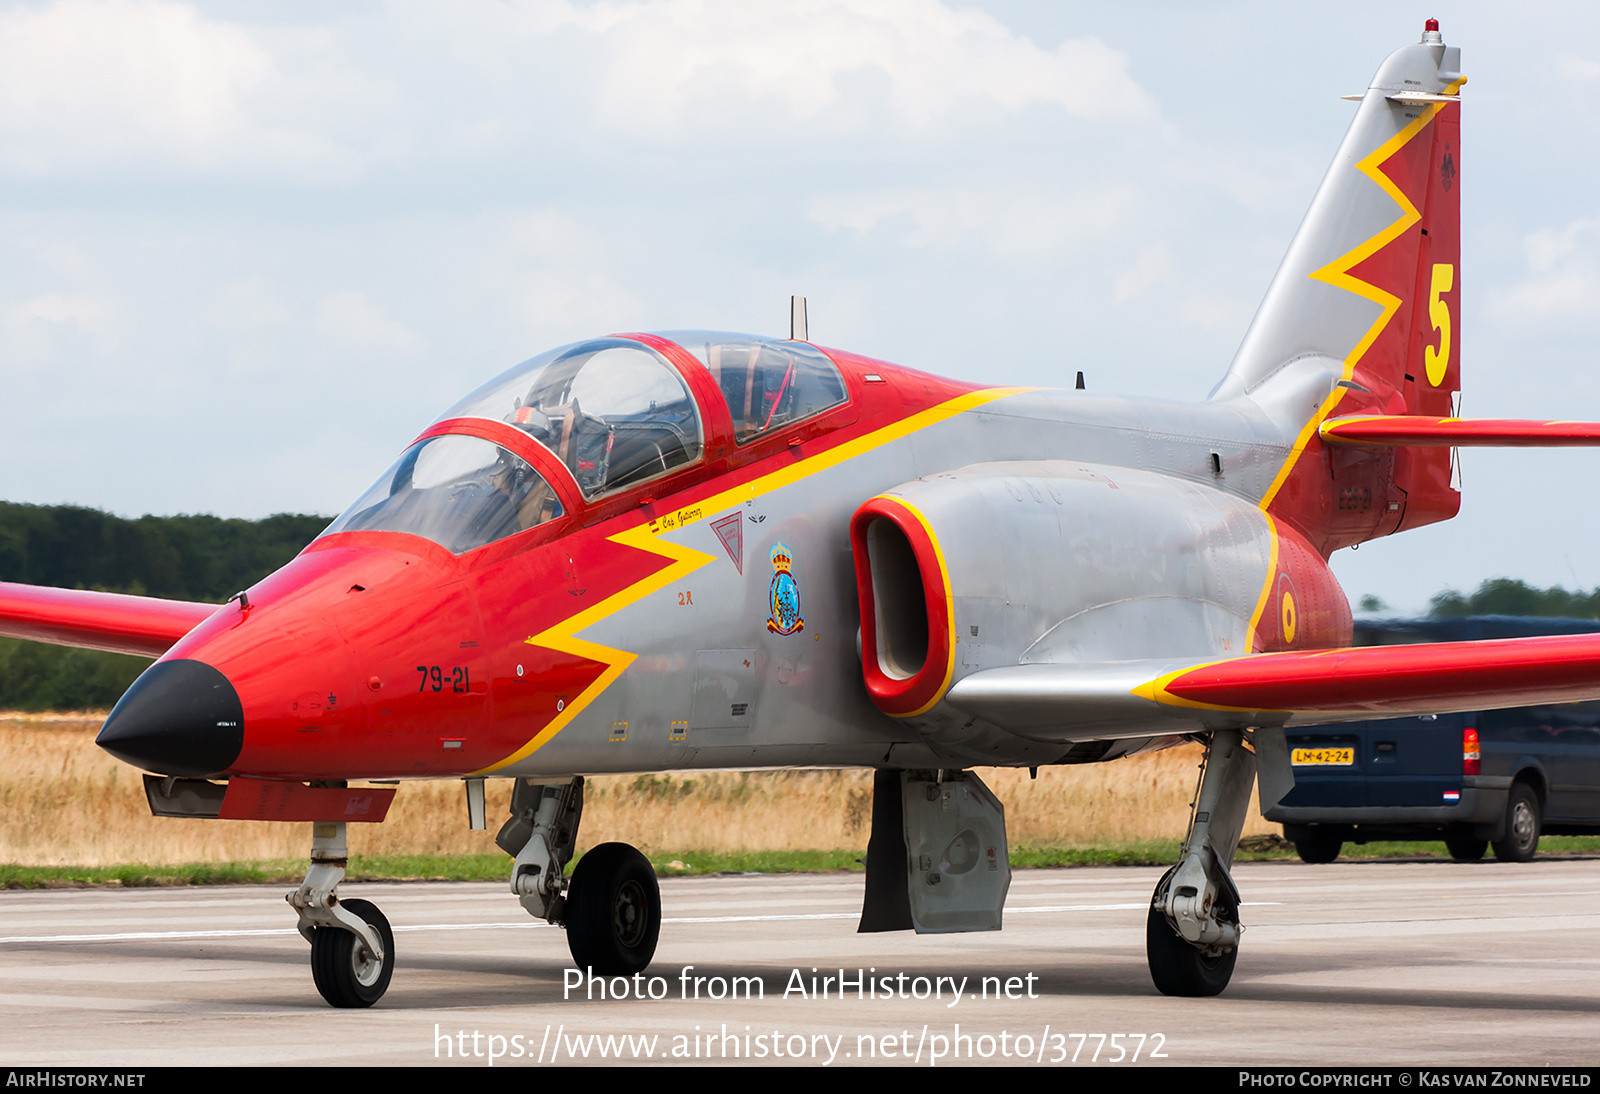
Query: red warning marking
[{"left": 711, "top": 511, "right": 744, "bottom": 574}]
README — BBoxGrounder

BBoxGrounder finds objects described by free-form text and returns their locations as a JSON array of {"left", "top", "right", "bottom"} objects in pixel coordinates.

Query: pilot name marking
[{"left": 650, "top": 505, "right": 704, "bottom": 534}]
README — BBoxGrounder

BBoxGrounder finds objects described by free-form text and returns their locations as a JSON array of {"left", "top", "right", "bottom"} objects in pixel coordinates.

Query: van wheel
[
  {"left": 1294, "top": 835, "right": 1341, "bottom": 863},
  {"left": 1445, "top": 837, "right": 1487, "bottom": 862},
  {"left": 1491, "top": 784, "right": 1540, "bottom": 863}
]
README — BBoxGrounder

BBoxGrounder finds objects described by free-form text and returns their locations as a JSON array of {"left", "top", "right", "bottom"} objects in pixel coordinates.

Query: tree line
[{"left": 0, "top": 503, "right": 328, "bottom": 710}]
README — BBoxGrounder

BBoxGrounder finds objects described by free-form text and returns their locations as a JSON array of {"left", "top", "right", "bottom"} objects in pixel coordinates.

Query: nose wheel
[
  {"left": 564, "top": 842, "right": 661, "bottom": 974},
  {"left": 289, "top": 820, "right": 396, "bottom": 1008},
  {"left": 311, "top": 898, "right": 395, "bottom": 1008}
]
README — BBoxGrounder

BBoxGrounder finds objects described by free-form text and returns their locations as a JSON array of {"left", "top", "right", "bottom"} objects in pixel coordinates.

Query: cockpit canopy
[
  {"left": 323, "top": 332, "right": 849, "bottom": 554},
  {"left": 661, "top": 331, "right": 847, "bottom": 445},
  {"left": 322, "top": 435, "right": 563, "bottom": 555},
  {"left": 443, "top": 337, "right": 703, "bottom": 499}
]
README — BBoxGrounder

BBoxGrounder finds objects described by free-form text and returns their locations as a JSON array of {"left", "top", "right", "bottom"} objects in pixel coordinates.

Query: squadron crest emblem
[{"left": 765, "top": 542, "right": 804, "bottom": 635}]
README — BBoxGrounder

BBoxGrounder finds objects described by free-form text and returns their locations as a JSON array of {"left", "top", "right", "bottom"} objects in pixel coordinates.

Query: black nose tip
[{"left": 97, "top": 659, "right": 244, "bottom": 777}]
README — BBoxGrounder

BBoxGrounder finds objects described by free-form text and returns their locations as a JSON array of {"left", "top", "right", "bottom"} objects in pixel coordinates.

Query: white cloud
[
  {"left": 415, "top": 0, "right": 1156, "bottom": 141},
  {"left": 1490, "top": 216, "right": 1600, "bottom": 326},
  {"left": 209, "top": 279, "right": 295, "bottom": 334},
  {"left": 0, "top": 0, "right": 380, "bottom": 179},
  {"left": 582, "top": 0, "right": 1158, "bottom": 132},
  {"left": 315, "top": 291, "right": 421, "bottom": 354},
  {"left": 1177, "top": 288, "right": 1256, "bottom": 334},
  {"left": 1112, "top": 242, "right": 1173, "bottom": 304},
  {"left": 489, "top": 212, "right": 644, "bottom": 338},
  {"left": 581, "top": 0, "right": 1154, "bottom": 135},
  {"left": 0, "top": 0, "right": 1155, "bottom": 181},
  {"left": 809, "top": 184, "right": 1138, "bottom": 258},
  {"left": 1, "top": 290, "right": 124, "bottom": 362},
  {"left": 1557, "top": 53, "right": 1600, "bottom": 83},
  {"left": 5, "top": 291, "right": 113, "bottom": 330}
]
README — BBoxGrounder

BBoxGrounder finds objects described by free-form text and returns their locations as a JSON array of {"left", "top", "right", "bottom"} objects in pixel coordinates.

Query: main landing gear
[
  {"left": 496, "top": 777, "right": 662, "bottom": 975},
  {"left": 1147, "top": 728, "right": 1255, "bottom": 997},
  {"left": 289, "top": 821, "right": 396, "bottom": 1008},
  {"left": 565, "top": 842, "right": 661, "bottom": 973}
]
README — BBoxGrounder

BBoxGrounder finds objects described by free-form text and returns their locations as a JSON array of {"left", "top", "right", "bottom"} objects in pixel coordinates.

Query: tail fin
[{"left": 1217, "top": 22, "right": 1464, "bottom": 554}]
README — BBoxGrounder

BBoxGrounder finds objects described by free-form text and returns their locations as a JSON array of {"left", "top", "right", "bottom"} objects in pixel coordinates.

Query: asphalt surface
[{"left": 0, "top": 859, "right": 1596, "bottom": 1067}]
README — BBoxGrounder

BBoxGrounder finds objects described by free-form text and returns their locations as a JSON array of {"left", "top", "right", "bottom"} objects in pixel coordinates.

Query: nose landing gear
[
  {"left": 310, "top": 898, "right": 395, "bottom": 1008},
  {"left": 289, "top": 820, "right": 395, "bottom": 1008}
]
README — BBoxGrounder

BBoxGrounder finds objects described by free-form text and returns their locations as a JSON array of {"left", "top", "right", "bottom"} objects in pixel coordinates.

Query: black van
[{"left": 1264, "top": 616, "right": 1600, "bottom": 863}]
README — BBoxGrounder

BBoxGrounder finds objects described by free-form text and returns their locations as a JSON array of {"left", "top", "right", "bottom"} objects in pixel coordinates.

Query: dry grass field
[{"left": 0, "top": 715, "right": 1278, "bottom": 867}]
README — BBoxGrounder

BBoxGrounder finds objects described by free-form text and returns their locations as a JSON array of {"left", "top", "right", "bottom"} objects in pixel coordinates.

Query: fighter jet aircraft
[{"left": 3, "top": 21, "right": 1596, "bottom": 1006}]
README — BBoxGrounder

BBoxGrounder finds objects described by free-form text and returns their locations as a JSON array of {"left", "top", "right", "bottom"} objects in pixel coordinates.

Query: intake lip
[{"left": 97, "top": 659, "right": 244, "bottom": 777}]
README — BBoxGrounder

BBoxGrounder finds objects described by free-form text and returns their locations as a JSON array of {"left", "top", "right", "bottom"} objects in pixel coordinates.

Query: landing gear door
[{"left": 902, "top": 771, "right": 1011, "bottom": 934}]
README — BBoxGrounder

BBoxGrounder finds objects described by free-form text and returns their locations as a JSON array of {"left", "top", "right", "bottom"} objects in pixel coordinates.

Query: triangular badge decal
[{"left": 710, "top": 511, "right": 744, "bottom": 574}]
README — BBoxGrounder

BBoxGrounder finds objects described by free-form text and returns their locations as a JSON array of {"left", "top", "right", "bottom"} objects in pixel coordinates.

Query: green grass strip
[
  {"left": 644, "top": 849, "right": 866, "bottom": 875},
  {"left": 344, "top": 854, "right": 507, "bottom": 882},
  {"left": 0, "top": 861, "right": 296, "bottom": 888},
  {"left": 4, "top": 836, "right": 1600, "bottom": 888}
]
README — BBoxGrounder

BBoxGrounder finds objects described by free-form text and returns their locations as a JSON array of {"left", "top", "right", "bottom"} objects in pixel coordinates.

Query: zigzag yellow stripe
[
  {"left": 474, "top": 385, "right": 1034, "bottom": 772},
  {"left": 1258, "top": 81, "right": 1463, "bottom": 515},
  {"left": 1228, "top": 82, "right": 1464, "bottom": 672}
]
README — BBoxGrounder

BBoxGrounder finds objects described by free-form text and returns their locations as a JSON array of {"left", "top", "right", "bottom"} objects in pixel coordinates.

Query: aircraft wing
[
  {"left": 944, "top": 633, "right": 1600, "bottom": 739},
  {"left": 0, "top": 582, "right": 219, "bottom": 658},
  {"left": 1320, "top": 415, "right": 1600, "bottom": 446}
]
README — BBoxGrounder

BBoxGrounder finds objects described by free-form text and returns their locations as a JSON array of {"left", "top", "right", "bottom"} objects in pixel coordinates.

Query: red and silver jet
[{"left": 3, "top": 21, "right": 1594, "bottom": 1005}]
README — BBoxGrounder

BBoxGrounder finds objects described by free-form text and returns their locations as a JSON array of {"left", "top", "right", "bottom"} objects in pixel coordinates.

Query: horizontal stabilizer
[
  {"left": 0, "top": 582, "right": 218, "bottom": 658},
  {"left": 1386, "top": 91, "right": 1460, "bottom": 105},
  {"left": 1320, "top": 416, "right": 1600, "bottom": 446},
  {"left": 945, "top": 634, "right": 1600, "bottom": 740},
  {"left": 1143, "top": 634, "right": 1600, "bottom": 716}
]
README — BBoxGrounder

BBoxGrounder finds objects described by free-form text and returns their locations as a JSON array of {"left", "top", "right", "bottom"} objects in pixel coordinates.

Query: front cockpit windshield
[
  {"left": 440, "top": 338, "right": 703, "bottom": 500},
  {"left": 322, "top": 435, "right": 563, "bottom": 554}
]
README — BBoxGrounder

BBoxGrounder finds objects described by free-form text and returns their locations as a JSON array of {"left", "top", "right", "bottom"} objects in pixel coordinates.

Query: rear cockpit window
[
  {"left": 664, "top": 332, "right": 847, "bottom": 445},
  {"left": 323, "top": 435, "right": 562, "bottom": 554},
  {"left": 440, "top": 338, "right": 703, "bottom": 500}
]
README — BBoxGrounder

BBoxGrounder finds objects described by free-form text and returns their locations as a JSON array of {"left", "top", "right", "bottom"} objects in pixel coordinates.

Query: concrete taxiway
[{"left": 0, "top": 859, "right": 1596, "bottom": 1067}]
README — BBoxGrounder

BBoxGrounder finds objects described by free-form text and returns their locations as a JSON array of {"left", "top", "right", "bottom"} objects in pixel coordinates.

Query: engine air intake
[{"left": 850, "top": 496, "right": 954, "bottom": 718}]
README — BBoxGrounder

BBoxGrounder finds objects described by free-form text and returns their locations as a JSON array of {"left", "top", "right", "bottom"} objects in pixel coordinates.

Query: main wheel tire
[
  {"left": 1145, "top": 869, "right": 1238, "bottom": 997},
  {"left": 1445, "top": 836, "right": 1488, "bottom": 862},
  {"left": 1294, "top": 835, "right": 1342, "bottom": 864},
  {"left": 1492, "top": 784, "right": 1541, "bottom": 863},
  {"left": 565, "top": 842, "right": 660, "bottom": 975},
  {"left": 311, "top": 898, "right": 394, "bottom": 1008}
]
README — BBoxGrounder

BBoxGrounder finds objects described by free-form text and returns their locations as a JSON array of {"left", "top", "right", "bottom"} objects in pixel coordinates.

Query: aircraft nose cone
[{"left": 97, "top": 659, "right": 244, "bottom": 777}]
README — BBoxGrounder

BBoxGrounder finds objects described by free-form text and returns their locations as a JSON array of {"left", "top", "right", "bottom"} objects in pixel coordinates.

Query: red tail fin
[{"left": 1224, "top": 24, "right": 1465, "bottom": 555}]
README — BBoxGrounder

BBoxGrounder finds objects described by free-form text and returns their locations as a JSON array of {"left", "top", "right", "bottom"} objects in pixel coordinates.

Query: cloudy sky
[{"left": 3, "top": 0, "right": 1599, "bottom": 613}]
